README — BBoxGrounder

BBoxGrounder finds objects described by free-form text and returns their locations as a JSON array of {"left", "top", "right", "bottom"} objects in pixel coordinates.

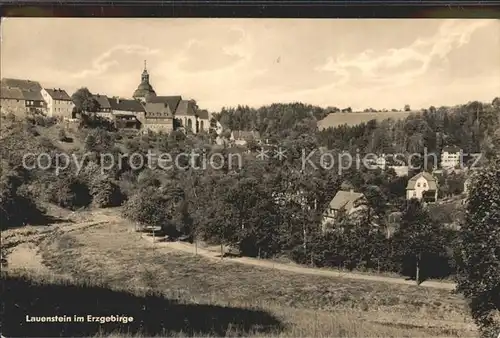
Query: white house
[
  {"left": 230, "top": 130, "right": 261, "bottom": 146},
  {"left": 441, "top": 146, "right": 462, "bottom": 169},
  {"left": 406, "top": 171, "right": 438, "bottom": 202},
  {"left": 41, "top": 88, "right": 74, "bottom": 119}
]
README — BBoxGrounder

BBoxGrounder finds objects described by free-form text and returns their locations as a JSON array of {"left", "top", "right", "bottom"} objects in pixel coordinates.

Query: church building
[{"left": 131, "top": 61, "right": 210, "bottom": 134}]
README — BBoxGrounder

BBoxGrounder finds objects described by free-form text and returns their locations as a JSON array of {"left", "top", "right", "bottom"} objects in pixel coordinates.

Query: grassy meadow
[
  {"left": 1, "top": 211, "right": 476, "bottom": 337},
  {"left": 317, "top": 111, "right": 413, "bottom": 129}
]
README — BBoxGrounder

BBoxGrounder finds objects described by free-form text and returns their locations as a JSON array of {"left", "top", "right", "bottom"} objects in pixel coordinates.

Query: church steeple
[
  {"left": 141, "top": 60, "right": 149, "bottom": 83},
  {"left": 133, "top": 60, "right": 156, "bottom": 102}
]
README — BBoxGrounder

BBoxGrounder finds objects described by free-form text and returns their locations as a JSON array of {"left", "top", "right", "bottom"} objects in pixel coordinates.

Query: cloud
[
  {"left": 172, "top": 27, "right": 253, "bottom": 75},
  {"left": 72, "top": 44, "right": 159, "bottom": 79},
  {"left": 316, "top": 19, "right": 494, "bottom": 88},
  {"left": 152, "top": 26, "right": 269, "bottom": 101}
]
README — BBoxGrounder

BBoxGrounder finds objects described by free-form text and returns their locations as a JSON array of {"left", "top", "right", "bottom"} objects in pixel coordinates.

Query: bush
[
  {"left": 83, "top": 128, "right": 115, "bottom": 153},
  {"left": 123, "top": 187, "right": 169, "bottom": 228},
  {"left": 48, "top": 176, "right": 92, "bottom": 210},
  {"left": 0, "top": 162, "right": 47, "bottom": 229},
  {"left": 123, "top": 187, "right": 186, "bottom": 238},
  {"left": 90, "top": 177, "right": 124, "bottom": 208},
  {"left": 26, "top": 112, "right": 57, "bottom": 127},
  {"left": 1, "top": 245, "right": 7, "bottom": 268},
  {"left": 58, "top": 128, "right": 69, "bottom": 142}
]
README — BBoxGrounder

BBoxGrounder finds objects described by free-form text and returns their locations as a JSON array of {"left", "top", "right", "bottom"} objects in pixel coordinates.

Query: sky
[{"left": 1, "top": 18, "right": 499, "bottom": 112}]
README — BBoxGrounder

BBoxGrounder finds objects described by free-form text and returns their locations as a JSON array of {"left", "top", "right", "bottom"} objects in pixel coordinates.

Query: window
[
  {"left": 423, "top": 182, "right": 427, "bottom": 188},
  {"left": 413, "top": 191, "right": 417, "bottom": 197},
  {"left": 417, "top": 183, "right": 421, "bottom": 187}
]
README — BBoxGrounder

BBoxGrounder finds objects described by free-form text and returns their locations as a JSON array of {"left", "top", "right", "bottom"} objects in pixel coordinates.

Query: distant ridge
[{"left": 318, "top": 111, "right": 414, "bottom": 129}]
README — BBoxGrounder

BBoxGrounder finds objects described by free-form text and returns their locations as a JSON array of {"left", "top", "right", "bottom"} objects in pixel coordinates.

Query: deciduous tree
[{"left": 457, "top": 158, "right": 500, "bottom": 337}]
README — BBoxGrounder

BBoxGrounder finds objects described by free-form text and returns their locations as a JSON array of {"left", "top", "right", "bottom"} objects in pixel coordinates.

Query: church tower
[{"left": 132, "top": 60, "right": 157, "bottom": 103}]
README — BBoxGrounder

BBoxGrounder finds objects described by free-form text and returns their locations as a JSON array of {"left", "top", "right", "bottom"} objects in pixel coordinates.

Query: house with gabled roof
[
  {"left": 406, "top": 171, "right": 438, "bottom": 202},
  {"left": 113, "top": 113, "right": 142, "bottom": 132},
  {"left": 41, "top": 88, "right": 74, "bottom": 118},
  {"left": 321, "top": 189, "right": 367, "bottom": 231},
  {"left": 230, "top": 130, "right": 261, "bottom": 146},
  {"left": 93, "top": 94, "right": 113, "bottom": 118},
  {"left": 142, "top": 101, "right": 174, "bottom": 133},
  {"left": 1, "top": 78, "right": 46, "bottom": 116}
]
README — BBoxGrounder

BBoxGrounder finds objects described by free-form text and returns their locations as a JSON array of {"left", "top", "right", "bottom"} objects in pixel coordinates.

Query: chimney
[{"left": 116, "top": 97, "right": 120, "bottom": 104}]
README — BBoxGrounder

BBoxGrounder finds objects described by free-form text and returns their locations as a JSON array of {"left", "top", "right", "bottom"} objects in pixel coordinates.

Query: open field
[
  {"left": 1, "top": 208, "right": 475, "bottom": 337},
  {"left": 318, "top": 111, "right": 413, "bottom": 129}
]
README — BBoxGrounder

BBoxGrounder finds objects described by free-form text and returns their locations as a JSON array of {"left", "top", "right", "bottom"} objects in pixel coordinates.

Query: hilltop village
[{"left": 0, "top": 62, "right": 210, "bottom": 135}]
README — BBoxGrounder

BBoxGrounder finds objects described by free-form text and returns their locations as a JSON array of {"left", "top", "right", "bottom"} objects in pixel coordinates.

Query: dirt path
[
  {"left": 3, "top": 208, "right": 456, "bottom": 291},
  {"left": 160, "top": 240, "right": 456, "bottom": 291},
  {"left": 7, "top": 242, "right": 49, "bottom": 273},
  {"left": 2, "top": 208, "right": 117, "bottom": 273}
]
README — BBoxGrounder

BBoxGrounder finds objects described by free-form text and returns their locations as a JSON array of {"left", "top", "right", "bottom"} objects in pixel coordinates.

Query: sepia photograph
[{"left": 1, "top": 14, "right": 500, "bottom": 338}]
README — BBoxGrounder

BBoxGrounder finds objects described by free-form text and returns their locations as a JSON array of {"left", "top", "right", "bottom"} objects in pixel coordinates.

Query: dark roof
[
  {"left": 132, "top": 79, "right": 156, "bottom": 99},
  {"left": 327, "top": 190, "right": 365, "bottom": 211},
  {"left": 109, "top": 98, "right": 146, "bottom": 113},
  {"left": 93, "top": 95, "right": 111, "bottom": 109},
  {"left": 147, "top": 96, "right": 182, "bottom": 113},
  {"left": 197, "top": 109, "right": 209, "bottom": 120},
  {"left": 406, "top": 172, "right": 437, "bottom": 190},
  {"left": 176, "top": 99, "right": 196, "bottom": 116},
  {"left": 44, "top": 88, "right": 71, "bottom": 101},
  {"left": 0, "top": 86, "right": 24, "bottom": 99},
  {"left": 1, "top": 78, "right": 44, "bottom": 101},
  {"left": 442, "top": 146, "right": 462, "bottom": 153},
  {"left": 2, "top": 78, "right": 42, "bottom": 91}
]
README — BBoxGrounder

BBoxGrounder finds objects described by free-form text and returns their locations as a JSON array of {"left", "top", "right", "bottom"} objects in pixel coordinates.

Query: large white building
[
  {"left": 441, "top": 146, "right": 462, "bottom": 169},
  {"left": 41, "top": 88, "right": 74, "bottom": 118}
]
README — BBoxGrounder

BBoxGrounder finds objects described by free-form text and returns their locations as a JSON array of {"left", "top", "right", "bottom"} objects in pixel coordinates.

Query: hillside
[{"left": 317, "top": 111, "right": 413, "bottom": 129}]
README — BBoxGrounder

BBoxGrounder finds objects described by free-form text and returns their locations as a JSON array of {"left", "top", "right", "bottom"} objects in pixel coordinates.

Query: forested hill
[
  {"left": 213, "top": 99, "right": 500, "bottom": 158},
  {"left": 317, "top": 100, "right": 500, "bottom": 157}
]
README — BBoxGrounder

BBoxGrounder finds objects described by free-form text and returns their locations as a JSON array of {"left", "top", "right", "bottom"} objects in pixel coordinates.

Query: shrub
[
  {"left": 123, "top": 186, "right": 185, "bottom": 237},
  {"left": 89, "top": 177, "right": 124, "bottom": 208},
  {"left": 0, "top": 165, "right": 46, "bottom": 229},
  {"left": 123, "top": 187, "right": 169, "bottom": 229},
  {"left": 83, "top": 128, "right": 115, "bottom": 153},
  {"left": 58, "top": 128, "right": 69, "bottom": 142},
  {"left": 48, "top": 176, "right": 92, "bottom": 210},
  {"left": 0, "top": 245, "right": 7, "bottom": 268}
]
